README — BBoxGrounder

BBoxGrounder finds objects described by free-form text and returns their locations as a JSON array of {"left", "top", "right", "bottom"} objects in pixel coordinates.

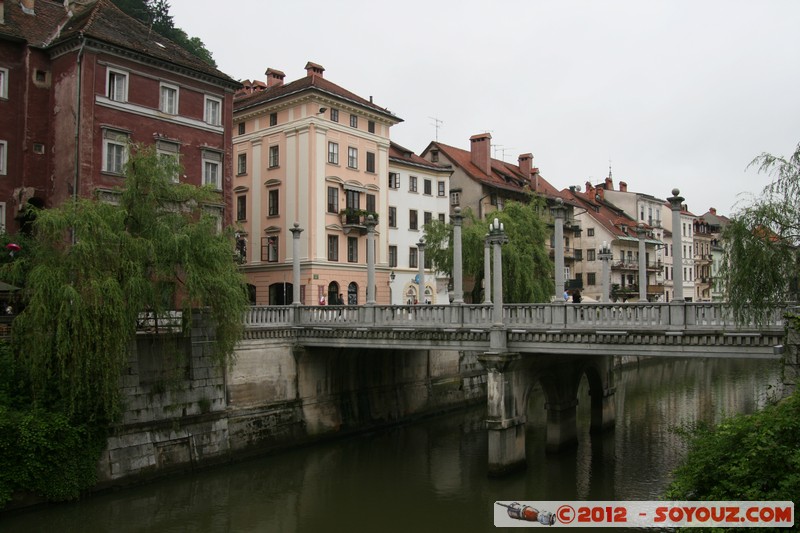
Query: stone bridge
[{"left": 240, "top": 301, "right": 790, "bottom": 475}]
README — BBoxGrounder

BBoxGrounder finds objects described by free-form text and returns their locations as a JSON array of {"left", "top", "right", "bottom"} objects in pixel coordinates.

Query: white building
[{"left": 387, "top": 143, "right": 452, "bottom": 304}]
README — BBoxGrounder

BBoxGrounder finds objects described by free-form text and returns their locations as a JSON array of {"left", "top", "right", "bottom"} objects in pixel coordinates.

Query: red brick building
[{"left": 0, "top": 0, "right": 240, "bottom": 232}]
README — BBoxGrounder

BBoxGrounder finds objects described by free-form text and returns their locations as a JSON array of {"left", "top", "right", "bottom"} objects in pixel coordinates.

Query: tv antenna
[{"left": 429, "top": 116, "right": 444, "bottom": 141}]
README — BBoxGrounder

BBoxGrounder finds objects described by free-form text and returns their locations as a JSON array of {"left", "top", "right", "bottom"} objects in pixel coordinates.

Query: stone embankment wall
[{"left": 96, "top": 325, "right": 486, "bottom": 487}]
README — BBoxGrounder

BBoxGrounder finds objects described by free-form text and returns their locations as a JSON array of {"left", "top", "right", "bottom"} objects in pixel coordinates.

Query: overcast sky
[{"left": 169, "top": 0, "right": 799, "bottom": 217}]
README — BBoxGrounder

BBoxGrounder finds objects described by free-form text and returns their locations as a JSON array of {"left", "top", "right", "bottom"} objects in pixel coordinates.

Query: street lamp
[{"left": 598, "top": 240, "right": 613, "bottom": 303}]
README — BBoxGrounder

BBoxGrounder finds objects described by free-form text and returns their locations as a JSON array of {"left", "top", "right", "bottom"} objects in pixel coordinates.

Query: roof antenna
[
  {"left": 608, "top": 159, "right": 613, "bottom": 179},
  {"left": 429, "top": 116, "right": 443, "bottom": 141}
]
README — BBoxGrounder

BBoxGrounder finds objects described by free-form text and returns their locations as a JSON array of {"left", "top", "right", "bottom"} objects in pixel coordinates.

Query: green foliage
[
  {"left": 110, "top": 0, "right": 217, "bottom": 67},
  {"left": 423, "top": 200, "right": 554, "bottom": 303},
  {"left": 4, "top": 144, "right": 247, "bottom": 423},
  {"left": 721, "top": 142, "right": 800, "bottom": 324},
  {"left": 665, "top": 391, "right": 800, "bottom": 532}
]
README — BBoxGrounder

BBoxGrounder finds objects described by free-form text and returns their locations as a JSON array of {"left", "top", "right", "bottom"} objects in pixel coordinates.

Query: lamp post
[
  {"left": 483, "top": 234, "right": 492, "bottom": 304},
  {"left": 417, "top": 238, "right": 426, "bottom": 304},
  {"left": 668, "top": 188, "right": 685, "bottom": 302},
  {"left": 599, "top": 240, "right": 613, "bottom": 303},
  {"left": 290, "top": 223, "right": 303, "bottom": 305},
  {"left": 366, "top": 215, "right": 376, "bottom": 305},
  {"left": 636, "top": 222, "right": 647, "bottom": 302},
  {"left": 452, "top": 207, "right": 464, "bottom": 305},
  {"left": 553, "top": 198, "right": 566, "bottom": 303},
  {"left": 487, "top": 217, "right": 508, "bottom": 327},
  {"left": 388, "top": 270, "right": 396, "bottom": 305}
]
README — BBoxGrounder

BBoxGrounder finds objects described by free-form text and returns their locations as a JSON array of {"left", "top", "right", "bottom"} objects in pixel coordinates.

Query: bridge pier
[
  {"left": 545, "top": 399, "right": 578, "bottom": 453},
  {"left": 590, "top": 386, "right": 616, "bottom": 433},
  {"left": 479, "top": 351, "right": 527, "bottom": 476}
]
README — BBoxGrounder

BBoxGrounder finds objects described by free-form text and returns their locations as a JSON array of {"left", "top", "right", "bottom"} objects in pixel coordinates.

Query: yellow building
[{"left": 233, "top": 62, "right": 402, "bottom": 304}]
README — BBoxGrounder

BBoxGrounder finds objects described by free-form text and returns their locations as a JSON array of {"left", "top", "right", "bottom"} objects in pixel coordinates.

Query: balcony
[
  {"left": 611, "top": 261, "right": 664, "bottom": 272},
  {"left": 339, "top": 209, "right": 379, "bottom": 235}
]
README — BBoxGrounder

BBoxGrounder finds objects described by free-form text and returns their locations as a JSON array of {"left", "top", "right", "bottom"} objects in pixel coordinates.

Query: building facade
[
  {"left": 0, "top": 0, "right": 239, "bottom": 232},
  {"left": 233, "top": 63, "right": 402, "bottom": 305}
]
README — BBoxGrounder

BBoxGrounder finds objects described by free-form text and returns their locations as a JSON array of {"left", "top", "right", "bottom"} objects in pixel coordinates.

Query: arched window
[
  {"left": 328, "top": 281, "right": 340, "bottom": 305},
  {"left": 347, "top": 282, "right": 358, "bottom": 305}
]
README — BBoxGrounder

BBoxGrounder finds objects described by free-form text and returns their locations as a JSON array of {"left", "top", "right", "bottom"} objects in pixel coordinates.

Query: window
[
  {"left": 330, "top": 108, "right": 339, "bottom": 122},
  {"left": 350, "top": 114, "right": 358, "bottom": 128},
  {"left": 574, "top": 249, "right": 583, "bottom": 261},
  {"left": 587, "top": 228, "right": 595, "bottom": 237},
  {"left": 0, "top": 140, "right": 6, "bottom": 175},
  {"left": 366, "top": 151, "right": 375, "bottom": 173},
  {"left": 409, "top": 209, "right": 418, "bottom": 230},
  {"left": 430, "top": 149, "right": 439, "bottom": 162},
  {"left": 424, "top": 179, "right": 432, "bottom": 195},
  {"left": 409, "top": 248, "right": 418, "bottom": 269},
  {"left": 102, "top": 129, "right": 128, "bottom": 174},
  {"left": 588, "top": 273, "right": 596, "bottom": 285},
  {"left": 202, "top": 150, "right": 222, "bottom": 188},
  {"left": 0, "top": 68, "right": 7, "bottom": 99},
  {"left": 409, "top": 176, "right": 417, "bottom": 192},
  {"left": 388, "top": 207, "right": 397, "bottom": 228},
  {"left": 269, "top": 145, "right": 279, "bottom": 168},
  {"left": 107, "top": 68, "right": 128, "bottom": 102},
  {"left": 587, "top": 249, "right": 596, "bottom": 261},
  {"left": 348, "top": 147, "right": 358, "bottom": 169},
  {"left": 328, "top": 142, "right": 339, "bottom": 164},
  {"left": 156, "top": 140, "right": 180, "bottom": 182},
  {"left": 389, "top": 245, "right": 398, "bottom": 268},
  {"left": 328, "top": 235, "right": 339, "bottom": 261},
  {"left": 236, "top": 195, "right": 247, "bottom": 221},
  {"left": 237, "top": 153, "right": 247, "bottom": 175},
  {"left": 269, "top": 112, "right": 277, "bottom": 126},
  {"left": 423, "top": 211, "right": 432, "bottom": 226},
  {"left": 327, "top": 186, "right": 339, "bottom": 213},
  {"left": 438, "top": 213, "right": 446, "bottom": 223},
  {"left": 204, "top": 96, "right": 221, "bottom": 126},
  {"left": 389, "top": 172, "right": 400, "bottom": 189},
  {"left": 0, "top": 202, "right": 5, "bottom": 233},
  {"left": 268, "top": 189, "right": 279, "bottom": 216},
  {"left": 345, "top": 189, "right": 360, "bottom": 210},
  {"left": 368, "top": 120, "right": 375, "bottom": 133},
  {"left": 262, "top": 236, "right": 279, "bottom": 262},
  {"left": 450, "top": 191, "right": 460, "bottom": 206},
  {"left": 347, "top": 237, "right": 358, "bottom": 262},
  {"left": 237, "top": 123, "right": 245, "bottom": 135},
  {"left": 437, "top": 181, "right": 446, "bottom": 197},
  {"left": 159, "top": 83, "right": 178, "bottom": 114},
  {"left": 366, "top": 193, "right": 375, "bottom": 213}
]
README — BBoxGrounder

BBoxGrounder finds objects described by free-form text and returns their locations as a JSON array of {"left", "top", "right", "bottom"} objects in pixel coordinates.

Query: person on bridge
[{"left": 572, "top": 290, "right": 582, "bottom": 304}]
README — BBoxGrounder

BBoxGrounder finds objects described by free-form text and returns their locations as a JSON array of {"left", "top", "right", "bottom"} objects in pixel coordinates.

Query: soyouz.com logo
[{"left": 494, "top": 501, "right": 794, "bottom": 528}]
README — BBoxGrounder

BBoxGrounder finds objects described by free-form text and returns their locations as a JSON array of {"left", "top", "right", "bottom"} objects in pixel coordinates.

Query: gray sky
[{"left": 169, "top": 0, "right": 800, "bottom": 217}]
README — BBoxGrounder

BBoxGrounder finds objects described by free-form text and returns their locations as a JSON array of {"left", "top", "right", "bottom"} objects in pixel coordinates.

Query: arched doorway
[
  {"left": 347, "top": 282, "right": 358, "bottom": 305},
  {"left": 268, "top": 282, "right": 292, "bottom": 305},
  {"left": 328, "top": 281, "right": 340, "bottom": 305}
]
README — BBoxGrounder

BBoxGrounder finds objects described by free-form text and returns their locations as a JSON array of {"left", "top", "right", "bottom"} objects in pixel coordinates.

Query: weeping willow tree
[
  {"left": 7, "top": 144, "right": 248, "bottom": 425},
  {"left": 423, "top": 199, "right": 554, "bottom": 303},
  {"left": 721, "top": 142, "right": 800, "bottom": 324}
]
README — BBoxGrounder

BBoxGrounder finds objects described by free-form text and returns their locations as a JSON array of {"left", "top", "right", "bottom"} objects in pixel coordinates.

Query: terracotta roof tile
[
  {"left": 2, "top": 0, "right": 236, "bottom": 86},
  {"left": 234, "top": 71, "right": 402, "bottom": 122},
  {"left": 389, "top": 142, "right": 450, "bottom": 173}
]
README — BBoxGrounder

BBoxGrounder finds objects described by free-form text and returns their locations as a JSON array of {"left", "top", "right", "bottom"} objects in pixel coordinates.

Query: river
[{"left": 0, "top": 357, "right": 782, "bottom": 532}]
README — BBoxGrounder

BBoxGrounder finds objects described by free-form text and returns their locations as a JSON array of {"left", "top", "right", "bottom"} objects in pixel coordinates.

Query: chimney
[
  {"left": 604, "top": 176, "right": 613, "bottom": 190},
  {"left": 709, "top": 207, "right": 717, "bottom": 215},
  {"left": 265, "top": 68, "right": 285, "bottom": 88},
  {"left": 619, "top": 181, "right": 627, "bottom": 192},
  {"left": 305, "top": 61, "right": 325, "bottom": 78},
  {"left": 518, "top": 153, "right": 533, "bottom": 180},
  {"left": 585, "top": 181, "right": 593, "bottom": 194},
  {"left": 21, "top": 0, "right": 34, "bottom": 15},
  {"left": 469, "top": 133, "right": 492, "bottom": 176}
]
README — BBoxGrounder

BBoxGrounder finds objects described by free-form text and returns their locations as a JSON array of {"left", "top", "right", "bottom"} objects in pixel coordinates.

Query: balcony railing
[
  {"left": 339, "top": 209, "right": 379, "bottom": 235},
  {"left": 611, "top": 261, "right": 664, "bottom": 272}
]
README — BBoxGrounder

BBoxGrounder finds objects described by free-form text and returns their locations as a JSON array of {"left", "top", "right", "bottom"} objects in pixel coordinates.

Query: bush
[{"left": 665, "top": 391, "right": 800, "bottom": 531}]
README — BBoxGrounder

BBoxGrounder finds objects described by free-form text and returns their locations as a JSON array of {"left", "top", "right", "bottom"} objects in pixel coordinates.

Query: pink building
[{"left": 233, "top": 63, "right": 402, "bottom": 305}]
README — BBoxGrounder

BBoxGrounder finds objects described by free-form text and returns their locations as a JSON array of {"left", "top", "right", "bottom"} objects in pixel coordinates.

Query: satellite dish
[{"left": 575, "top": 185, "right": 582, "bottom": 192}]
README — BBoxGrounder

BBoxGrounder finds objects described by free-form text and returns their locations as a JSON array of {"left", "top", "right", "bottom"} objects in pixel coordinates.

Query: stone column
[
  {"left": 479, "top": 352, "right": 525, "bottom": 476},
  {"left": 290, "top": 223, "right": 303, "bottom": 305},
  {"left": 366, "top": 215, "right": 376, "bottom": 305},
  {"left": 599, "top": 241, "right": 612, "bottom": 303},
  {"left": 483, "top": 235, "right": 492, "bottom": 304},
  {"left": 668, "top": 188, "right": 685, "bottom": 302},
  {"left": 553, "top": 198, "right": 566, "bottom": 302},
  {"left": 452, "top": 207, "right": 464, "bottom": 305},
  {"left": 590, "top": 387, "right": 617, "bottom": 433},
  {"left": 636, "top": 223, "right": 647, "bottom": 302},
  {"left": 417, "top": 238, "right": 426, "bottom": 304}
]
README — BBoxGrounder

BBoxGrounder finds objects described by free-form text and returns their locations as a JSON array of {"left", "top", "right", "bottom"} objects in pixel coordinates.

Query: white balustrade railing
[{"left": 242, "top": 302, "right": 790, "bottom": 333}]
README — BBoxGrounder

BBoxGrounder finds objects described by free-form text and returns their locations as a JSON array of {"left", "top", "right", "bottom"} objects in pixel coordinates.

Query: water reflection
[{"left": 0, "top": 357, "right": 781, "bottom": 533}]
